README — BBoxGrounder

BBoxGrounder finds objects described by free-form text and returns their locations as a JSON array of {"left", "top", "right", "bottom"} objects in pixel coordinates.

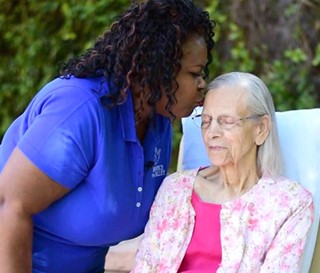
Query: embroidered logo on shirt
[
  {"left": 152, "top": 147, "right": 165, "bottom": 178},
  {"left": 154, "top": 147, "right": 161, "bottom": 165}
]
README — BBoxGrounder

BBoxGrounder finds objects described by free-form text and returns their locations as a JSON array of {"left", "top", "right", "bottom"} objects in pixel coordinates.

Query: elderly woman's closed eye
[{"left": 191, "top": 113, "right": 264, "bottom": 130}]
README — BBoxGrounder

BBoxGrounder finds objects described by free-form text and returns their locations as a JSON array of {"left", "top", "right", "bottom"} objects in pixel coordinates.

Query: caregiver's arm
[{"left": 0, "top": 148, "right": 69, "bottom": 273}]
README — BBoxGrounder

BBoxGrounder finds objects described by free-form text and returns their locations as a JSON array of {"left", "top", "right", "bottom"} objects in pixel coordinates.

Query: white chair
[{"left": 178, "top": 107, "right": 320, "bottom": 273}]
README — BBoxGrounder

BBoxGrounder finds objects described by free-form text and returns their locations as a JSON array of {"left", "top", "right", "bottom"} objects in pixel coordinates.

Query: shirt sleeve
[
  {"left": 17, "top": 84, "right": 102, "bottom": 189},
  {"left": 259, "top": 190, "right": 314, "bottom": 273}
]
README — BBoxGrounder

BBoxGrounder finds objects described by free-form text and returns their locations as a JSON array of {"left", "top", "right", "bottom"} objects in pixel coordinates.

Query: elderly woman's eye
[
  {"left": 200, "top": 115, "right": 211, "bottom": 126},
  {"left": 201, "top": 119, "right": 210, "bottom": 125},
  {"left": 220, "top": 116, "right": 236, "bottom": 125}
]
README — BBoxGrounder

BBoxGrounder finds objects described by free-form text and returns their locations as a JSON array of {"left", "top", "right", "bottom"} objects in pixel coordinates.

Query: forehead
[
  {"left": 203, "top": 86, "right": 248, "bottom": 115},
  {"left": 181, "top": 34, "right": 207, "bottom": 67}
]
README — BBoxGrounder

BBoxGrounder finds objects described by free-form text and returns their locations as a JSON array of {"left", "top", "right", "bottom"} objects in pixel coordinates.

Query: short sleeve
[{"left": 17, "top": 83, "right": 102, "bottom": 189}]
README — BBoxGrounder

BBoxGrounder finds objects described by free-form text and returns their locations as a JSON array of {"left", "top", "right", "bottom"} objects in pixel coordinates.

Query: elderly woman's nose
[{"left": 206, "top": 119, "right": 222, "bottom": 136}]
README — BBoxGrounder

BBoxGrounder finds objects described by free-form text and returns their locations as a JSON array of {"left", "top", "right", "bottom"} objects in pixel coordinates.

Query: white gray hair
[{"left": 207, "top": 72, "right": 283, "bottom": 176}]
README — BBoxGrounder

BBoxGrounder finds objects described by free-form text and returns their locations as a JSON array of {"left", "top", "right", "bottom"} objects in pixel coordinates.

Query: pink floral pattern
[{"left": 131, "top": 168, "right": 314, "bottom": 273}]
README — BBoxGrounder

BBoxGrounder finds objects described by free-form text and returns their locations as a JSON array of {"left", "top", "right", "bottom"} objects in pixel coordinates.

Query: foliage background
[{"left": 1, "top": 0, "right": 319, "bottom": 171}]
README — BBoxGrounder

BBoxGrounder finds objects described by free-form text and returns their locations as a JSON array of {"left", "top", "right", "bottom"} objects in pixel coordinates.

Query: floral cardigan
[{"left": 131, "top": 168, "right": 314, "bottom": 273}]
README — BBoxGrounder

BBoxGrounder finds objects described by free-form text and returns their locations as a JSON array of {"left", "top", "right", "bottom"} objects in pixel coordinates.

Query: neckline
[
  {"left": 192, "top": 189, "right": 222, "bottom": 207},
  {"left": 193, "top": 167, "right": 264, "bottom": 205}
]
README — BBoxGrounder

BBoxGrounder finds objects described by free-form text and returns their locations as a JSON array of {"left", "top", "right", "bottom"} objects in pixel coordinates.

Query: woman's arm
[
  {"left": 0, "top": 148, "right": 69, "bottom": 273},
  {"left": 260, "top": 191, "right": 314, "bottom": 273},
  {"left": 131, "top": 171, "right": 195, "bottom": 273},
  {"left": 130, "top": 180, "right": 169, "bottom": 273}
]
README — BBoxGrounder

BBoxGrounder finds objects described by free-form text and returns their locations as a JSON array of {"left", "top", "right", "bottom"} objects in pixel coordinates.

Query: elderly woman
[{"left": 131, "top": 72, "right": 314, "bottom": 273}]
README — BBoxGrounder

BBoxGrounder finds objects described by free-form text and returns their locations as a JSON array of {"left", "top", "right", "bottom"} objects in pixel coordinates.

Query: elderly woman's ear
[{"left": 254, "top": 115, "right": 271, "bottom": 146}]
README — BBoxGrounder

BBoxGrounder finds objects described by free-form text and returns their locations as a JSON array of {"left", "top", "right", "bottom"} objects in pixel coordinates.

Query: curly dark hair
[{"left": 60, "top": 0, "right": 215, "bottom": 120}]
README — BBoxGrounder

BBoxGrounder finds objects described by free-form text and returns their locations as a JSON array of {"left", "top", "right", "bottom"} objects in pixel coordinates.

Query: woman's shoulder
[
  {"left": 157, "top": 168, "right": 199, "bottom": 195},
  {"left": 165, "top": 168, "right": 199, "bottom": 185},
  {"left": 26, "top": 77, "right": 111, "bottom": 129},
  {"left": 260, "top": 175, "right": 313, "bottom": 203},
  {"left": 38, "top": 76, "right": 108, "bottom": 100}
]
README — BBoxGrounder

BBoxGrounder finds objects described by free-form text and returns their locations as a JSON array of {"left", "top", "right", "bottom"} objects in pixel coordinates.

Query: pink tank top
[{"left": 178, "top": 190, "right": 222, "bottom": 273}]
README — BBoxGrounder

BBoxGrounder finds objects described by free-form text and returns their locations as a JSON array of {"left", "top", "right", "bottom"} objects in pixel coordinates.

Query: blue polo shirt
[{"left": 0, "top": 76, "right": 172, "bottom": 273}]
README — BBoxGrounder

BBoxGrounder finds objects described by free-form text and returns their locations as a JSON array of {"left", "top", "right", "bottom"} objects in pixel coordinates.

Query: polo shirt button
[
  {"left": 136, "top": 202, "right": 141, "bottom": 208},
  {"left": 137, "top": 187, "right": 143, "bottom": 192}
]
